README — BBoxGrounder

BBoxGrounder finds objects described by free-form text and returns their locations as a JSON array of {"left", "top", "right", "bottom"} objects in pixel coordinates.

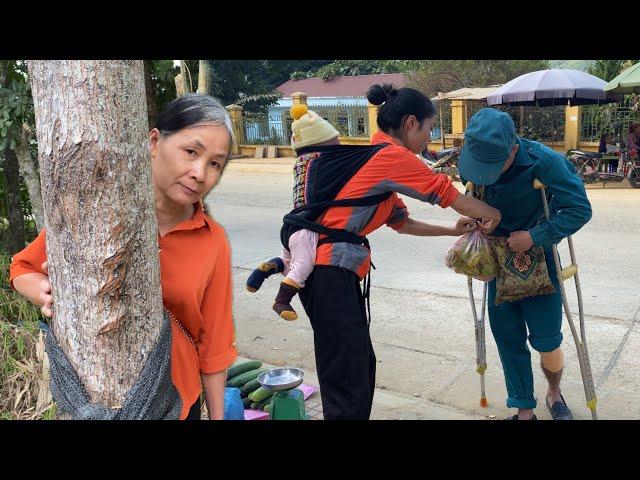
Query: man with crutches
[{"left": 458, "top": 108, "right": 593, "bottom": 420}]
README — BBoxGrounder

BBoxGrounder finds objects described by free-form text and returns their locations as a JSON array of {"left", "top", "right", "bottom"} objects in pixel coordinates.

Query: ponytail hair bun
[{"left": 367, "top": 83, "right": 396, "bottom": 106}]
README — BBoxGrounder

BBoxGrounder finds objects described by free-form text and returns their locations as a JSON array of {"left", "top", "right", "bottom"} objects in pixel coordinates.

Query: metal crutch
[
  {"left": 533, "top": 179, "right": 598, "bottom": 420},
  {"left": 467, "top": 276, "right": 488, "bottom": 407},
  {"left": 465, "top": 181, "right": 489, "bottom": 408}
]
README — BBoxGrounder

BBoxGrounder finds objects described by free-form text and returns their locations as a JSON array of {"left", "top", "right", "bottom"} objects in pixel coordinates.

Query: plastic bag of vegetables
[{"left": 445, "top": 230, "right": 498, "bottom": 281}]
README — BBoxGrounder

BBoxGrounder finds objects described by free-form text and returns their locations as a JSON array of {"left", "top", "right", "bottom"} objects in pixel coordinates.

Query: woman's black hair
[{"left": 366, "top": 83, "right": 436, "bottom": 133}]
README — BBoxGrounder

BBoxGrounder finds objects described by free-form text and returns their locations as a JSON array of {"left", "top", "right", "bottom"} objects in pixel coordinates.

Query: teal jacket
[{"left": 479, "top": 138, "right": 592, "bottom": 247}]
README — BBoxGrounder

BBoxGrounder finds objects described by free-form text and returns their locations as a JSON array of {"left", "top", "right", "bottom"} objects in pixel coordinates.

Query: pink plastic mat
[{"left": 244, "top": 383, "right": 316, "bottom": 420}]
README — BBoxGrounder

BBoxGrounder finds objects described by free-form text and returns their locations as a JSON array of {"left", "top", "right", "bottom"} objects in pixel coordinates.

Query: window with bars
[{"left": 311, "top": 102, "right": 369, "bottom": 137}]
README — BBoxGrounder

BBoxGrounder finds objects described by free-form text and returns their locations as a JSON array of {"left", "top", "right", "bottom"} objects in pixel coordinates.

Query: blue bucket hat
[{"left": 458, "top": 108, "right": 517, "bottom": 186}]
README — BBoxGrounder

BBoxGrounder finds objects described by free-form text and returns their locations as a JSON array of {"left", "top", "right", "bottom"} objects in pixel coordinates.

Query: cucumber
[
  {"left": 240, "top": 378, "right": 262, "bottom": 396},
  {"left": 264, "top": 402, "right": 272, "bottom": 414},
  {"left": 249, "top": 398, "right": 271, "bottom": 411},
  {"left": 227, "top": 360, "right": 262, "bottom": 380},
  {"left": 242, "top": 397, "right": 252, "bottom": 409},
  {"left": 227, "top": 368, "right": 269, "bottom": 388},
  {"left": 248, "top": 386, "right": 273, "bottom": 403}
]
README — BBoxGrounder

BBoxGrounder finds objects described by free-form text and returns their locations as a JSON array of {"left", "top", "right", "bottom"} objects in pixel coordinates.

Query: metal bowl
[{"left": 258, "top": 367, "right": 305, "bottom": 391}]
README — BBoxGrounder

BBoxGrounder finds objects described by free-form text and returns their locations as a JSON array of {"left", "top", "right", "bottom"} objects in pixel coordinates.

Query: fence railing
[
  {"left": 240, "top": 102, "right": 369, "bottom": 145},
  {"left": 433, "top": 99, "right": 452, "bottom": 140},
  {"left": 580, "top": 95, "right": 640, "bottom": 143},
  {"left": 241, "top": 111, "right": 291, "bottom": 145},
  {"left": 311, "top": 101, "right": 369, "bottom": 138},
  {"left": 465, "top": 101, "right": 486, "bottom": 125}
]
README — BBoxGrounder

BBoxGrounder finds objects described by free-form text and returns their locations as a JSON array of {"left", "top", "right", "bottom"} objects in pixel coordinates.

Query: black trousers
[
  {"left": 186, "top": 397, "right": 201, "bottom": 420},
  {"left": 299, "top": 265, "right": 376, "bottom": 420}
]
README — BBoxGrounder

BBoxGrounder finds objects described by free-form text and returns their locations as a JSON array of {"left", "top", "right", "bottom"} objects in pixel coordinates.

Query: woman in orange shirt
[
  {"left": 294, "top": 84, "right": 501, "bottom": 420},
  {"left": 10, "top": 93, "right": 237, "bottom": 420}
]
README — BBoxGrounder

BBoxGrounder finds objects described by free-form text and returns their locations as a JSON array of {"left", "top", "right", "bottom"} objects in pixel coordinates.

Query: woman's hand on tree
[{"left": 39, "top": 261, "right": 54, "bottom": 318}]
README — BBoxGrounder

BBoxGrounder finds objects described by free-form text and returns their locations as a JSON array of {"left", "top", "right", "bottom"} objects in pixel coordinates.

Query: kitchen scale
[{"left": 258, "top": 368, "right": 308, "bottom": 420}]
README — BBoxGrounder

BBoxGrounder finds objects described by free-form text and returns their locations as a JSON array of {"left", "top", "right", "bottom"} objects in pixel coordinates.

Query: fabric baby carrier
[
  {"left": 280, "top": 143, "right": 393, "bottom": 324},
  {"left": 280, "top": 143, "right": 392, "bottom": 252}
]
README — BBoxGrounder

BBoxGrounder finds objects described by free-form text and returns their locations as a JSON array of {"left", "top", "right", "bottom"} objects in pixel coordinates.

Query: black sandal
[
  {"left": 546, "top": 394, "right": 573, "bottom": 420},
  {"left": 506, "top": 414, "right": 537, "bottom": 420}
]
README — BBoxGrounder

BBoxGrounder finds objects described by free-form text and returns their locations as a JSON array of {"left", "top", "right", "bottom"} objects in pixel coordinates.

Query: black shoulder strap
[
  {"left": 289, "top": 191, "right": 393, "bottom": 216},
  {"left": 283, "top": 214, "right": 367, "bottom": 247},
  {"left": 281, "top": 192, "right": 393, "bottom": 250}
]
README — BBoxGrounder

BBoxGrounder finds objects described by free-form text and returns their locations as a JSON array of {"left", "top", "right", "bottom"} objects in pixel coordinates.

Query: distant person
[
  {"left": 627, "top": 123, "right": 640, "bottom": 157},
  {"left": 598, "top": 133, "right": 620, "bottom": 172}
]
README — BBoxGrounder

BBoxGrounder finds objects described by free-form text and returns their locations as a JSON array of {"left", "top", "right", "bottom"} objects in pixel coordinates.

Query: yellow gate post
[
  {"left": 226, "top": 104, "right": 243, "bottom": 156},
  {"left": 564, "top": 105, "right": 581, "bottom": 151}
]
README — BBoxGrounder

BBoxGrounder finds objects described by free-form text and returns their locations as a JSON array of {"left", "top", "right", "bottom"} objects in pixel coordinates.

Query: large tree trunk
[
  {"left": 143, "top": 60, "right": 158, "bottom": 129},
  {"left": 197, "top": 60, "right": 212, "bottom": 94},
  {"left": 27, "top": 60, "right": 163, "bottom": 407},
  {"left": 2, "top": 148, "right": 26, "bottom": 254},
  {"left": 14, "top": 124, "right": 45, "bottom": 232}
]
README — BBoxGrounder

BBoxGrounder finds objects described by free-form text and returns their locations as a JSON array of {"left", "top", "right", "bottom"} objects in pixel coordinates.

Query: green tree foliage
[
  {"left": 549, "top": 60, "right": 595, "bottom": 71},
  {"left": 148, "top": 60, "right": 333, "bottom": 113},
  {"left": 588, "top": 60, "right": 627, "bottom": 81},
  {"left": 290, "top": 60, "right": 417, "bottom": 80},
  {"left": 406, "top": 60, "right": 550, "bottom": 97},
  {"left": 264, "top": 60, "right": 332, "bottom": 85},
  {"left": 149, "top": 60, "right": 179, "bottom": 114},
  {"left": 0, "top": 61, "right": 34, "bottom": 152},
  {"left": 0, "top": 61, "right": 37, "bottom": 252}
]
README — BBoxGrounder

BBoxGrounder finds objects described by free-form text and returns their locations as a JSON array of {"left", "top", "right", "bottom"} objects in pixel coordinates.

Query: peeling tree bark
[{"left": 27, "top": 60, "right": 163, "bottom": 407}]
